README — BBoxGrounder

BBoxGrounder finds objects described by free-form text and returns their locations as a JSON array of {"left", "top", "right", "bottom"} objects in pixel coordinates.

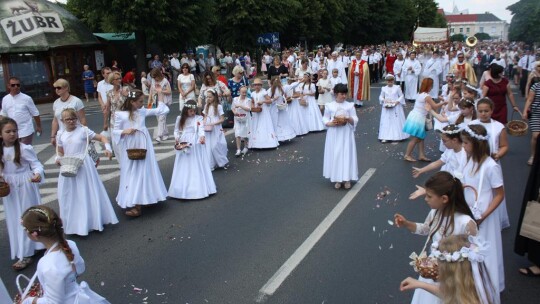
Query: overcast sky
[
  {"left": 50, "top": 0, "right": 518, "bottom": 23},
  {"left": 437, "top": 0, "right": 518, "bottom": 23}
]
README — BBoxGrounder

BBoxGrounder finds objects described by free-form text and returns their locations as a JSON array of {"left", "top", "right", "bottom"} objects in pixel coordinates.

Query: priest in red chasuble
[
  {"left": 348, "top": 51, "right": 370, "bottom": 108},
  {"left": 451, "top": 52, "right": 477, "bottom": 86}
]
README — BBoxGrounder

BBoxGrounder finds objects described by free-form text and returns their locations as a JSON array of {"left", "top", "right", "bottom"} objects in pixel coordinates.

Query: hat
[{"left": 385, "top": 74, "right": 395, "bottom": 80}]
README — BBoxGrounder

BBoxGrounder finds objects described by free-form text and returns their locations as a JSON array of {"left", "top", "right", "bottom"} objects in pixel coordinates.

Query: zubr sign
[{"left": 1, "top": 12, "right": 64, "bottom": 44}]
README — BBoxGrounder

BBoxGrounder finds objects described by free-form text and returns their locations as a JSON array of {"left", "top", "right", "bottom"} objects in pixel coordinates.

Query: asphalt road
[{"left": 1, "top": 84, "right": 539, "bottom": 303}]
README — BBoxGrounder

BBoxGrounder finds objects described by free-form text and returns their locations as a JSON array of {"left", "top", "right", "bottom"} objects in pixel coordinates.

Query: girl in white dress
[
  {"left": 395, "top": 171, "right": 479, "bottom": 304},
  {"left": 412, "top": 124, "right": 467, "bottom": 179},
  {"left": 269, "top": 78, "right": 297, "bottom": 142},
  {"left": 378, "top": 74, "right": 408, "bottom": 142},
  {"left": 203, "top": 89, "right": 228, "bottom": 170},
  {"left": 460, "top": 124, "right": 505, "bottom": 296},
  {"left": 232, "top": 87, "right": 251, "bottom": 156},
  {"left": 249, "top": 78, "right": 279, "bottom": 149},
  {"left": 322, "top": 84, "right": 358, "bottom": 189},
  {"left": 168, "top": 100, "right": 216, "bottom": 199},
  {"left": 471, "top": 98, "right": 510, "bottom": 229},
  {"left": 317, "top": 69, "right": 333, "bottom": 110},
  {"left": 113, "top": 89, "right": 170, "bottom": 217},
  {"left": 20, "top": 206, "right": 109, "bottom": 304},
  {"left": 56, "top": 109, "right": 118, "bottom": 236},
  {"left": 287, "top": 77, "right": 310, "bottom": 136},
  {"left": 0, "top": 118, "right": 43, "bottom": 270},
  {"left": 400, "top": 235, "right": 497, "bottom": 304},
  {"left": 297, "top": 73, "right": 325, "bottom": 132}
]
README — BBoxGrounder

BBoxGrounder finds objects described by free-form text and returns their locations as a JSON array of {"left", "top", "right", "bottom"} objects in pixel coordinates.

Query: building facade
[{"left": 444, "top": 8, "right": 509, "bottom": 41}]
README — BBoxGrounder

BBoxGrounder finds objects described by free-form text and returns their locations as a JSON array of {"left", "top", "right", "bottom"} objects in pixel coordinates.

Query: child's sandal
[
  {"left": 125, "top": 206, "right": 141, "bottom": 217},
  {"left": 12, "top": 257, "right": 33, "bottom": 271}
]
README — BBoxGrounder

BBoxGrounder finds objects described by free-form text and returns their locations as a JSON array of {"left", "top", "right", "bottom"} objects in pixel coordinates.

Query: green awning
[
  {"left": 94, "top": 32, "right": 135, "bottom": 41},
  {"left": 0, "top": 0, "right": 100, "bottom": 53}
]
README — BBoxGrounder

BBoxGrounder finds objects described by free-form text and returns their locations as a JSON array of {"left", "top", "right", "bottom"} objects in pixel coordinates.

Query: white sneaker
[
  {"left": 235, "top": 149, "right": 241, "bottom": 157},
  {"left": 155, "top": 137, "right": 162, "bottom": 143},
  {"left": 162, "top": 136, "right": 169, "bottom": 141},
  {"left": 242, "top": 147, "right": 248, "bottom": 155}
]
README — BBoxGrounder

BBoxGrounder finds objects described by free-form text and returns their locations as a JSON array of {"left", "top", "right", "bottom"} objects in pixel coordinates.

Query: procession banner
[{"left": 414, "top": 27, "right": 448, "bottom": 43}]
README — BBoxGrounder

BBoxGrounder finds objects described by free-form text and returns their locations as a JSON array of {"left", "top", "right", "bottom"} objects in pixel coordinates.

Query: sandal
[
  {"left": 12, "top": 257, "right": 33, "bottom": 271},
  {"left": 519, "top": 266, "right": 540, "bottom": 277},
  {"left": 125, "top": 206, "right": 141, "bottom": 217},
  {"left": 528, "top": 157, "right": 534, "bottom": 166},
  {"left": 334, "top": 182, "right": 342, "bottom": 189},
  {"left": 404, "top": 156, "right": 417, "bottom": 162},
  {"left": 418, "top": 157, "right": 432, "bottom": 162},
  {"left": 344, "top": 181, "right": 351, "bottom": 189}
]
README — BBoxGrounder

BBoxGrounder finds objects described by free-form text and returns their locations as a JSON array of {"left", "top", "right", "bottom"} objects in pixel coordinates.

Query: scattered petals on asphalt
[
  {"left": 100, "top": 281, "right": 104, "bottom": 286},
  {"left": 389, "top": 244, "right": 393, "bottom": 249},
  {"left": 373, "top": 226, "right": 376, "bottom": 232},
  {"left": 388, "top": 220, "right": 394, "bottom": 226}
]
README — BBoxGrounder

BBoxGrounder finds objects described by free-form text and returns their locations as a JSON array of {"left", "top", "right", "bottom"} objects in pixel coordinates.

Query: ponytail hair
[
  {"left": 22, "top": 206, "right": 74, "bottom": 262},
  {"left": 0, "top": 117, "right": 21, "bottom": 170},
  {"left": 424, "top": 172, "right": 474, "bottom": 235}
]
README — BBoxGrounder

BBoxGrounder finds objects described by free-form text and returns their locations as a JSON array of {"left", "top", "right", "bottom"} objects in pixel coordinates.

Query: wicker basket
[
  {"left": 415, "top": 257, "right": 439, "bottom": 280},
  {"left": 127, "top": 130, "right": 147, "bottom": 160},
  {"left": 299, "top": 98, "right": 308, "bottom": 107},
  {"left": 277, "top": 103, "right": 287, "bottom": 110},
  {"left": 333, "top": 116, "right": 348, "bottom": 125},
  {"left": 507, "top": 111, "right": 528, "bottom": 137},
  {"left": 56, "top": 128, "right": 89, "bottom": 177},
  {"left": 0, "top": 181, "right": 10, "bottom": 197}
]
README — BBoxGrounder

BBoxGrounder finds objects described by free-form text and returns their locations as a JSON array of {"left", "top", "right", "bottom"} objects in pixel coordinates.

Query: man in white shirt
[
  {"left": 180, "top": 53, "right": 189, "bottom": 66},
  {"left": 422, "top": 51, "right": 443, "bottom": 98},
  {"left": 206, "top": 53, "right": 216, "bottom": 69},
  {"left": 170, "top": 53, "right": 181, "bottom": 91},
  {"left": 401, "top": 51, "right": 422, "bottom": 102},
  {"left": 96, "top": 67, "right": 113, "bottom": 131},
  {"left": 393, "top": 52, "right": 405, "bottom": 91},
  {"left": 0, "top": 77, "right": 41, "bottom": 144},
  {"left": 518, "top": 48, "right": 536, "bottom": 96},
  {"left": 327, "top": 51, "right": 348, "bottom": 84}
]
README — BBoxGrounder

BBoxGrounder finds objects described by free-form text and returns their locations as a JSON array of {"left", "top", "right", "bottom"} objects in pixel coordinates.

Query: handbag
[
  {"left": 13, "top": 272, "right": 42, "bottom": 304},
  {"left": 519, "top": 188, "right": 540, "bottom": 242},
  {"left": 425, "top": 114, "right": 433, "bottom": 131}
]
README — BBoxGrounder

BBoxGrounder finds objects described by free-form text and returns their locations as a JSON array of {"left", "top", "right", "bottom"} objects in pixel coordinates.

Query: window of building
[
  {"left": 466, "top": 27, "right": 470, "bottom": 33},
  {"left": 8, "top": 53, "right": 52, "bottom": 99},
  {"left": 450, "top": 28, "right": 454, "bottom": 33},
  {"left": 459, "top": 28, "right": 463, "bottom": 33}
]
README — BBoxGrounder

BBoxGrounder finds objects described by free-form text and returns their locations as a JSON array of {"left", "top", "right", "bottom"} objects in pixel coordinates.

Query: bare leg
[
  {"left": 418, "top": 139, "right": 426, "bottom": 159},
  {"left": 235, "top": 137, "right": 242, "bottom": 150},
  {"left": 405, "top": 137, "right": 418, "bottom": 158},
  {"left": 530, "top": 132, "right": 539, "bottom": 164}
]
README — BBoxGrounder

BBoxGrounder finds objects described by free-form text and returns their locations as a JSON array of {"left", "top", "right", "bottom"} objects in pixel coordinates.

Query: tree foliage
[
  {"left": 507, "top": 0, "right": 540, "bottom": 43},
  {"left": 66, "top": 0, "right": 444, "bottom": 55},
  {"left": 450, "top": 34, "right": 466, "bottom": 42},
  {"left": 474, "top": 32, "right": 491, "bottom": 41}
]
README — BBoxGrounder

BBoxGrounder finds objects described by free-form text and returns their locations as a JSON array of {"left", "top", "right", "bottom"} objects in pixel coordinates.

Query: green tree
[
  {"left": 507, "top": 0, "right": 540, "bottom": 43},
  {"left": 474, "top": 32, "right": 491, "bottom": 41},
  {"left": 66, "top": 0, "right": 216, "bottom": 72},
  {"left": 450, "top": 33, "right": 466, "bottom": 42}
]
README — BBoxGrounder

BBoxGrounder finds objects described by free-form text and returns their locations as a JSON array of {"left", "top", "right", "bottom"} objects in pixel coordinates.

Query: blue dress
[{"left": 82, "top": 70, "right": 95, "bottom": 93}]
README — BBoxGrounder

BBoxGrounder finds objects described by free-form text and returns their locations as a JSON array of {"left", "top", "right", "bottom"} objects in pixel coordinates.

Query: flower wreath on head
[
  {"left": 461, "top": 97, "right": 475, "bottom": 106},
  {"left": 460, "top": 123, "right": 489, "bottom": 141},
  {"left": 439, "top": 124, "right": 462, "bottom": 135},
  {"left": 183, "top": 102, "right": 198, "bottom": 109},
  {"left": 430, "top": 235, "right": 489, "bottom": 263}
]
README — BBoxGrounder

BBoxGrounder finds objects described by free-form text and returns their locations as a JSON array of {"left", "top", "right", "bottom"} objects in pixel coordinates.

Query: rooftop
[{"left": 445, "top": 13, "right": 503, "bottom": 23}]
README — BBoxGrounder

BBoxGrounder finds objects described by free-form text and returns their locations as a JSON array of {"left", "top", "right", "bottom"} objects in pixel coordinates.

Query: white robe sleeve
[
  {"left": 347, "top": 104, "right": 358, "bottom": 129},
  {"left": 413, "top": 61, "right": 422, "bottom": 75},
  {"left": 414, "top": 209, "right": 436, "bottom": 236},
  {"left": 174, "top": 116, "right": 181, "bottom": 141},
  {"left": 396, "top": 87, "right": 405, "bottom": 105},
  {"left": 112, "top": 112, "right": 124, "bottom": 146},
  {"left": 379, "top": 87, "right": 386, "bottom": 104},
  {"left": 197, "top": 116, "right": 205, "bottom": 139},
  {"left": 322, "top": 104, "right": 332, "bottom": 125},
  {"left": 144, "top": 102, "right": 170, "bottom": 117},
  {"left": 21, "top": 144, "right": 45, "bottom": 183}
]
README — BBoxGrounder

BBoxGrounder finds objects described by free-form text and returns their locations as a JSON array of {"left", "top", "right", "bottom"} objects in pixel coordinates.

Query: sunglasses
[
  {"left": 10, "top": 83, "right": 21, "bottom": 87},
  {"left": 54, "top": 86, "right": 63, "bottom": 90}
]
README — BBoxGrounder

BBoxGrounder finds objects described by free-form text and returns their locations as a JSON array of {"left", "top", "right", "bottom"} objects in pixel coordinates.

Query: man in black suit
[{"left": 481, "top": 49, "right": 494, "bottom": 74}]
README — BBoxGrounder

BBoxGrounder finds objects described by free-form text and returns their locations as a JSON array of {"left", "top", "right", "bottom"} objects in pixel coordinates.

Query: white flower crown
[
  {"left": 430, "top": 236, "right": 489, "bottom": 263},
  {"left": 460, "top": 123, "right": 489, "bottom": 141},
  {"left": 440, "top": 125, "right": 462, "bottom": 135},
  {"left": 128, "top": 91, "right": 138, "bottom": 98}
]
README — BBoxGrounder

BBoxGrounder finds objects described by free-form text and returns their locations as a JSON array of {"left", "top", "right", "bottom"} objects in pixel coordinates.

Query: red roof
[
  {"left": 446, "top": 14, "right": 478, "bottom": 23},
  {"left": 437, "top": 8, "right": 445, "bottom": 16}
]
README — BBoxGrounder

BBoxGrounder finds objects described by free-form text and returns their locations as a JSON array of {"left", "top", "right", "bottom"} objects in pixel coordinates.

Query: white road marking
[{"left": 255, "top": 168, "right": 377, "bottom": 303}]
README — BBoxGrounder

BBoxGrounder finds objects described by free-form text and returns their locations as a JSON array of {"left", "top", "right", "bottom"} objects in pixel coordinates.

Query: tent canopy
[
  {"left": 414, "top": 27, "right": 448, "bottom": 44},
  {"left": 0, "top": 0, "right": 100, "bottom": 53}
]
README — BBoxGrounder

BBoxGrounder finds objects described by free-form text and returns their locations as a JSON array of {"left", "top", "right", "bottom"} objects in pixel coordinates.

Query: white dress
[
  {"left": 232, "top": 96, "right": 251, "bottom": 138},
  {"left": 440, "top": 148, "right": 467, "bottom": 175},
  {"left": 57, "top": 127, "right": 118, "bottom": 236},
  {"left": 249, "top": 89, "right": 279, "bottom": 149},
  {"left": 317, "top": 78, "right": 333, "bottom": 106},
  {"left": 22, "top": 241, "right": 109, "bottom": 304},
  {"left": 177, "top": 73, "right": 195, "bottom": 110},
  {"left": 203, "top": 105, "right": 229, "bottom": 169},
  {"left": 470, "top": 119, "right": 510, "bottom": 229},
  {"left": 378, "top": 85, "right": 409, "bottom": 141},
  {"left": 2, "top": 144, "right": 44, "bottom": 260},
  {"left": 270, "top": 88, "right": 296, "bottom": 142},
  {"left": 168, "top": 116, "right": 217, "bottom": 199},
  {"left": 322, "top": 101, "right": 359, "bottom": 182},
  {"left": 299, "top": 83, "right": 325, "bottom": 132},
  {"left": 462, "top": 158, "right": 505, "bottom": 294},
  {"left": 113, "top": 103, "right": 170, "bottom": 208},
  {"left": 411, "top": 210, "right": 478, "bottom": 304},
  {"left": 53, "top": 96, "right": 84, "bottom": 132}
]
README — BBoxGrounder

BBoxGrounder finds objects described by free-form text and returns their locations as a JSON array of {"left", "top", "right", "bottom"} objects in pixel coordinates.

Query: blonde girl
[
  {"left": 56, "top": 108, "right": 117, "bottom": 236},
  {"left": 0, "top": 117, "right": 43, "bottom": 270},
  {"left": 231, "top": 86, "right": 251, "bottom": 156},
  {"left": 317, "top": 69, "right": 333, "bottom": 110}
]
